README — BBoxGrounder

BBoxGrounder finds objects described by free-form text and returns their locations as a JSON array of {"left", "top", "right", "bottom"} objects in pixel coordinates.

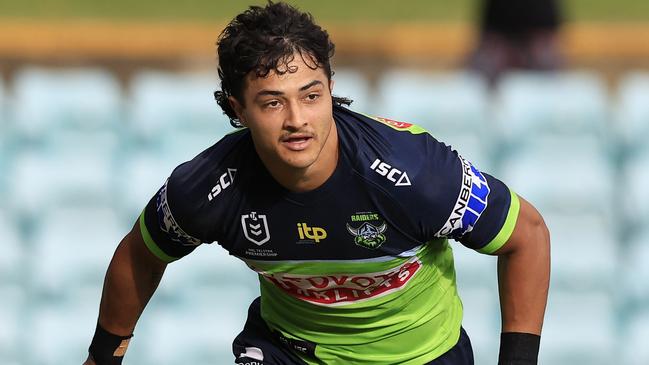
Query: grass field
[{"left": 0, "top": 0, "right": 648, "bottom": 23}]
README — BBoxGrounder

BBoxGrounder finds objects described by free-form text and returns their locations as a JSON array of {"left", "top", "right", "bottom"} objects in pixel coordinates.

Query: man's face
[{"left": 230, "top": 53, "right": 336, "bottom": 176}]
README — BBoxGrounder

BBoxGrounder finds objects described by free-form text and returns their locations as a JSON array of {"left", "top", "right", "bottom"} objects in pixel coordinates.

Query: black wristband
[
  {"left": 498, "top": 332, "right": 541, "bottom": 365},
  {"left": 88, "top": 323, "right": 133, "bottom": 365}
]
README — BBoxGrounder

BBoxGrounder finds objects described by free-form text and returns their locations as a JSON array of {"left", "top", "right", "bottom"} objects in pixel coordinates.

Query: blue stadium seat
[
  {"left": 127, "top": 245, "right": 260, "bottom": 363},
  {"left": 157, "top": 244, "right": 259, "bottom": 300},
  {"left": 128, "top": 71, "right": 233, "bottom": 162},
  {"left": 29, "top": 205, "right": 128, "bottom": 297},
  {"left": 543, "top": 212, "right": 618, "bottom": 291},
  {"left": 375, "top": 70, "right": 494, "bottom": 170},
  {"left": 496, "top": 71, "right": 609, "bottom": 134},
  {"left": 495, "top": 71, "right": 609, "bottom": 157},
  {"left": 0, "top": 286, "right": 25, "bottom": 364},
  {"left": 621, "top": 229, "right": 649, "bottom": 307},
  {"left": 26, "top": 289, "right": 101, "bottom": 365},
  {"left": 621, "top": 148, "right": 649, "bottom": 232},
  {"left": 622, "top": 307, "right": 649, "bottom": 365},
  {"left": 615, "top": 72, "right": 649, "bottom": 156},
  {"left": 0, "top": 79, "right": 8, "bottom": 199},
  {"left": 133, "top": 285, "right": 257, "bottom": 365},
  {"left": 11, "top": 67, "right": 123, "bottom": 147},
  {"left": 7, "top": 148, "right": 118, "bottom": 216},
  {"left": 540, "top": 291, "right": 618, "bottom": 364},
  {"left": 331, "top": 68, "right": 373, "bottom": 113},
  {"left": 499, "top": 136, "right": 614, "bottom": 215},
  {"left": 115, "top": 151, "right": 180, "bottom": 219},
  {"left": 0, "top": 208, "right": 24, "bottom": 286},
  {"left": 375, "top": 70, "right": 489, "bottom": 132}
]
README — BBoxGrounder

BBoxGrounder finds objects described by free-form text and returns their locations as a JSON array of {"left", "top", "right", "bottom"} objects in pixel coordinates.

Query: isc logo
[
  {"left": 208, "top": 168, "right": 237, "bottom": 201},
  {"left": 370, "top": 158, "right": 411, "bottom": 186},
  {"left": 297, "top": 223, "right": 327, "bottom": 243}
]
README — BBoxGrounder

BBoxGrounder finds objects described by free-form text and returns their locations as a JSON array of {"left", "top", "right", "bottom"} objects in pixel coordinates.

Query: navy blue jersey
[{"left": 140, "top": 105, "right": 520, "bottom": 364}]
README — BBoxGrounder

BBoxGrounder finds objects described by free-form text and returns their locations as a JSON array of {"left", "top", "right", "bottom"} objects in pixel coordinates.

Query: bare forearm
[
  {"left": 498, "top": 221, "right": 550, "bottom": 334},
  {"left": 97, "top": 228, "right": 166, "bottom": 336}
]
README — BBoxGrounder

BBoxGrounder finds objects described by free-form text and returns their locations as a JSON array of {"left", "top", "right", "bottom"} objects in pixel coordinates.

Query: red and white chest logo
[{"left": 259, "top": 257, "right": 422, "bottom": 306}]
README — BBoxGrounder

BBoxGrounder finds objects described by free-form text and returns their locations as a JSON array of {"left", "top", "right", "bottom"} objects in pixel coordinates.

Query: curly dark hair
[{"left": 214, "top": 1, "right": 352, "bottom": 128}]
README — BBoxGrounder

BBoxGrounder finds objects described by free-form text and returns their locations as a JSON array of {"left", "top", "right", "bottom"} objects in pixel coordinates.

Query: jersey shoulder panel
[
  {"left": 336, "top": 107, "right": 515, "bottom": 251},
  {"left": 141, "top": 129, "right": 251, "bottom": 261}
]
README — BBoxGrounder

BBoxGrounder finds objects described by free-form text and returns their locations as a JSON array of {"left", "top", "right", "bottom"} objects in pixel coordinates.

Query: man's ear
[
  {"left": 329, "top": 79, "right": 335, "bottom": 94},
  {"left": 228, "top": 96, "right": 247, "bottom": 126}
]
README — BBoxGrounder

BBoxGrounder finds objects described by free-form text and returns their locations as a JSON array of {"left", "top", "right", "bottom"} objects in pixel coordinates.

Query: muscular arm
[
  {"left": 84, "top": 220, "right": 167, "bottom": 364},
  {"left": 97, "top": 220, "right": 168, "bottom": 334},
  {"left": 493, "top": 195, "right": 551, "bottom": 335}
]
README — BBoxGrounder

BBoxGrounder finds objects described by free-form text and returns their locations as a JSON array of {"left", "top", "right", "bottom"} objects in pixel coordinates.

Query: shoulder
[
  {"left": 335, "top": 106, "right": 459, "bottom": 192},
  {"left": 163, "top": 129, "right": 252, "bottom": 229}
]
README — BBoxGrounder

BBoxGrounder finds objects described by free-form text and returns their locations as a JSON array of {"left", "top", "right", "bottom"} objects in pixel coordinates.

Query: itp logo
[
  {"left": 241, "top": 212, "right": 270, "bottom": 246},
  {"left": 297, "top": 223, "right": 327, "bottom": 243}
]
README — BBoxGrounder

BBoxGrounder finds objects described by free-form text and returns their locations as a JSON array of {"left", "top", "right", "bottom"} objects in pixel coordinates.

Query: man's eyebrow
[
  {"left": 255, "top": 80, "right": 324, "bottom": 98},
  {"left": 299, "top": 80, "right": 324, "bottom": 91}
]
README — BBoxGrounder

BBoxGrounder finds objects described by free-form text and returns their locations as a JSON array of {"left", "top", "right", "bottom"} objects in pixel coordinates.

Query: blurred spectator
[{"left": 467, "top": 0, "right": 564, "bottom": 84}]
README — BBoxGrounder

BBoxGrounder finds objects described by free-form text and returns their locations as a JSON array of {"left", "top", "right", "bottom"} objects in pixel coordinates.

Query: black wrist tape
[
  {"left": 88, "top": 323, "right": 133, "bottom": 365},
  {"left": 498, "top": 332, "right": 541, "bottom": 365}
]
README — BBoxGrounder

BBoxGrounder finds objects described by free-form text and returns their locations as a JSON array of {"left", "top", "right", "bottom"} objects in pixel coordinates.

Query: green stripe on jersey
[
  {"left": 363, "top": 114, "right": 429, "bottom": 135},
  {"left": 139, "top": 210, "right": 178, "bottom": 263},
  {"left": 478, "top": 189, "right": 521, "bottom": 254},
  {"left": 251, "top": 240, "right": 464, "bottom": 364}
]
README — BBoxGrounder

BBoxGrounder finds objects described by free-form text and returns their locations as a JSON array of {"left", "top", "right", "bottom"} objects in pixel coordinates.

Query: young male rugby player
[{"left": 85, "top": 2, "right": 550, "bottom": 364}]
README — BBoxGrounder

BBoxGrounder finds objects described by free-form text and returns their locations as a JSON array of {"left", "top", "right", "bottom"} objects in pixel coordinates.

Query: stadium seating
[
  {"left": 0, "top": 286, "right": 25, "bottom": 364},
  {"left": 622, "top": 307, "right": 649, "bottom": 365},
  {"left": 0, "top": 79, "right": 7, "bottom": 200},
  {"left": 621, "top": 228, "right": 649, "bottom": 306},
  {"left": 375, "top": 70, "right": 494, "bottom": 171},
  {"left": 0, "top": 208, "right": 23, "bottom": 286},
  {"left": 498, "top": 135, "right": 614, "bottom": 216},
  {"left": 540, "top": 290, "right": 618, "bottom": 365},
  {"left": 0, "top": 67, "right": 644, "bottom": 365},
  {"left": 621, "top": 139, "right": 649, "bottom": 233},
  {"left": 7, "top": 147, "right": 119, "bottom": 217},
  {"left": 495, "top": 71, "right": 608, "bottom": 141},
  {"left": 11, "top": 67, "right": 123, "bottom": 148},
  {"left": 128, "top": 71, "right": 233, "bottom": 164},
  {"left": 29, "top": 204, "right": 128, "bottom": 298},
  {"left": 331, "top": 68, "right": 374, "bottom": 113},
  {"left": 615, "top": 71, "right": 649, "bottom": 156}
]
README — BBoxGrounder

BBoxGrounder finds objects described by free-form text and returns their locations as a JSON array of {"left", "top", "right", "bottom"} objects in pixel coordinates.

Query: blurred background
[{"left": 0, "top": 0, "right": 648, "bottom": 364}]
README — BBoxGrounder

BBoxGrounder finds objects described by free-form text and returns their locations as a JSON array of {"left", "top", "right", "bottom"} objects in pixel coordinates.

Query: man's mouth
[{"left": 281, "top": 134, "right": 313, "bottom": 151}]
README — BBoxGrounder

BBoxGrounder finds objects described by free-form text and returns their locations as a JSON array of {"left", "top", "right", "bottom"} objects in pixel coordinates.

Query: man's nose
[{"left": 283, "top": 101, "right": 307, "bottom": 130}]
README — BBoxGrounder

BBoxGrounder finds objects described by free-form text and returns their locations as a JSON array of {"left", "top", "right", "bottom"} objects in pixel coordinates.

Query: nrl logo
[
  {"left": 241, "top": 211, "right": 270, "bottom": 246},
  {"left": 346, "top": 214, "right": 387, "bottom": 249}
]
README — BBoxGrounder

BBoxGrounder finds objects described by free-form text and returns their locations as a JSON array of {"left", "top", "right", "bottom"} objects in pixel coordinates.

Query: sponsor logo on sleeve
[
  {"left": 155, "top": 180, "right": 202, "bottom": 246},
  {"left": 241, "top": 211, "right": 271, "bottom": 246},
  {"left": 435, "top": 156, "right": 490, "bottom": 238},
  {"left": 370, "top": 158, "right": 411, "bottom": 186}
]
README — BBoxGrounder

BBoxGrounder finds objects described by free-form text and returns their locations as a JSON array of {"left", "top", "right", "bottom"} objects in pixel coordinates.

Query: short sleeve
[
  {"left": 139, "top": 177, "right": 203, "bottom": 263},
  {"left": 417, "top": 136, "right": 520, "bottom": 254}
]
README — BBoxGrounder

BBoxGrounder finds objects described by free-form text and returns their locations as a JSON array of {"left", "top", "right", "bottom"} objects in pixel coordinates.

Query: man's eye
[
  {"left": 265, "top": 100, "right": 280, "bottom": 108},
  {"left": 306, "top": 93, "right": 319, "bottom": 101}
]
